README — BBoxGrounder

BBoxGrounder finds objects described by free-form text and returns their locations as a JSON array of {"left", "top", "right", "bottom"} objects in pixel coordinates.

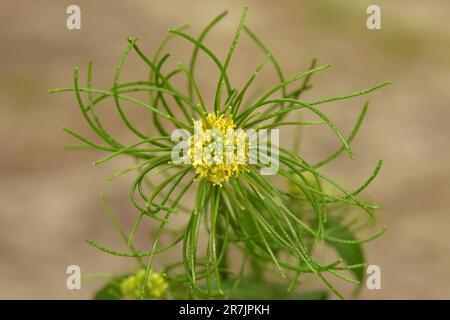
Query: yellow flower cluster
[
  {"left": 189, "top": 113, "right": 249, "bottom": 185},
  {"left": 120, "top": 269, "right": 168, "bottom": 300}
]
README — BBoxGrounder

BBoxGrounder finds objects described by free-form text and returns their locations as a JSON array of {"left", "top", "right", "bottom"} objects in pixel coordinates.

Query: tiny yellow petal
[{"left": 189, "top": 113, "right": 248, "bottom": 185}]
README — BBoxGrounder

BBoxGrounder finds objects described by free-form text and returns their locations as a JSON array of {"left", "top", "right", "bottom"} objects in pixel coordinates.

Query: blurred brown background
[{"left": 1, "top": 0, "right": 449, "bottom": 299}]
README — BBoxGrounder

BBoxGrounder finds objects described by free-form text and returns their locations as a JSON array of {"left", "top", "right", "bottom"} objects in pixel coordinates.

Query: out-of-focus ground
[{"left": 1, "top": 0, "right": 449, "bottom": 299}]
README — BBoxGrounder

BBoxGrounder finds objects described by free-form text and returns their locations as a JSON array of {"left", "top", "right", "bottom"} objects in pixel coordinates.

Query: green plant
[{"left": 50, "top": 7, "right": 388, "bottom": 300}]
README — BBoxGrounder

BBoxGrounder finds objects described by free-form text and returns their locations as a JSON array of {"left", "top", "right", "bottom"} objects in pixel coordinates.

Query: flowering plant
[{"left": 51, "top": 7, "right": 388, "bottom": 299}]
